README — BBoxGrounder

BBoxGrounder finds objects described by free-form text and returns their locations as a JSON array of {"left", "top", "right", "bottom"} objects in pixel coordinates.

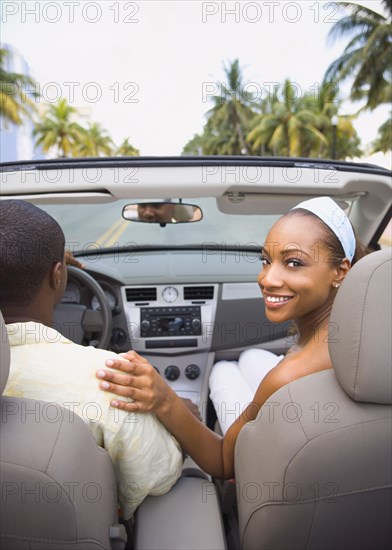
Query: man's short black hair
[{"left": 0, "top": 200, "right": 65, "bottom": 307}]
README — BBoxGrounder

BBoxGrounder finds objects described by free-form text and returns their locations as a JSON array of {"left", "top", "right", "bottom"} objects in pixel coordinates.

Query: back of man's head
[{"left": 0, "top": 200, "right": 65, "bottom": 308}]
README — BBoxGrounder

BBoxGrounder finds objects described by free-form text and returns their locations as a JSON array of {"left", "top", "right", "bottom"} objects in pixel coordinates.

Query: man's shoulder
[
  {"left": 8, "top": 321, "right": 120, "bottom": 371},
  {"left": 57, "top": 339, "right": 120, "bottom": 366}
]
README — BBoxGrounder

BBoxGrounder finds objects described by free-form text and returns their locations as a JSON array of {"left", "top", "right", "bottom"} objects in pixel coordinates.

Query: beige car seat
[
  {"left": 0, "top": 311, "right": 127, "bottom": 550},
  {"left": 235, "top": 249, "right": 392, "bottom": 550}
]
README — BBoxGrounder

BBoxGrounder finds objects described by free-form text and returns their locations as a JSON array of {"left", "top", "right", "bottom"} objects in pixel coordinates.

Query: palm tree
[
  {"left": 33, "top": 98, "right": 86, "bottom": 157},
  {"left": 182, "top": 133, "right": 205, "bottom": 155},
  {"left": 371, "top": 116, "right": 392, "bottom": 153},
  {"left": 77, "top": 122, "right": 114, "bottom": 157},
  {"left": 324, "top": 1, "right": 392, "bottom": 110},
  {"left": 247, "top": 79, "right": 328, "bottom": 157},
  {"left": 115, "top": 138, "right": 139, "bottom": 156},
  {"left": 329, "top": 116, "right": 362, "bottom": 160},
  {"left": 0, "top": 48, "right": 38, "bottom": 126},
  {"left": 205, "top": 59, "right": 257, "bottom": 155},
  {"left": 301, "top": 81, "right": 362, "bottom": 159},
  {"left": 182, "top": 124, "right": 242, "bottom": 156}
]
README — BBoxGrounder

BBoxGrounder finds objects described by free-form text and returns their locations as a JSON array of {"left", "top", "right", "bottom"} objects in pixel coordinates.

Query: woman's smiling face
[{"left": 258, "top": 213, "right": 341, "bottom": 324}]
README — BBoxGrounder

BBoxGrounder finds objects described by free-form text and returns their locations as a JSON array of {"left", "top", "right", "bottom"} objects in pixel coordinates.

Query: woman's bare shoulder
[{"left": 253, "top": 349, "right": 331, "bottom": 407}]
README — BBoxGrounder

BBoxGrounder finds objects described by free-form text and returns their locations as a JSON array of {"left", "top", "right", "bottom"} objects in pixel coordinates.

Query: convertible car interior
[{"left": 0, "top": 156, "right": 391, "bottom": 550}]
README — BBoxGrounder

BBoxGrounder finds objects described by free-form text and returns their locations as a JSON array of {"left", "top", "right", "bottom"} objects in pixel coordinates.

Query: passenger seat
[{"left": 235, "top": 249, "right": 392, "bottom": 549}]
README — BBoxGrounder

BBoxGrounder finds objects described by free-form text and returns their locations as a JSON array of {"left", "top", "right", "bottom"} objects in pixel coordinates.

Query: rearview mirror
[{"left": 122, "top": 202, "right": 203, "bottom": 225}]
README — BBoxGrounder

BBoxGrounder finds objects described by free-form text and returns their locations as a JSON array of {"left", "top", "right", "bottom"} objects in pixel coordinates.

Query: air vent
[
  {"left": 126, "top": 287, "right": 157, "bottom": 302},
  {"left": 184, "top": 286, "right": 214, "bottom": 300}
]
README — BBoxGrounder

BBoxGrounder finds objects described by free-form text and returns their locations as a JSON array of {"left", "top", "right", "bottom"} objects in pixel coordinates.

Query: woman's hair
[{"left": 282, "top": 208, "right": 367, "bottom": 266}]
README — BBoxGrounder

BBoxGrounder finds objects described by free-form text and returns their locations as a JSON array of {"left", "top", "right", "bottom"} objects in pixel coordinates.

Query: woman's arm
[
  {"left": 97, "top": 353, "right": 232, "bottom": 477},
  {"left": 97, "top": 350, "right": 292, "bottom": 479}
]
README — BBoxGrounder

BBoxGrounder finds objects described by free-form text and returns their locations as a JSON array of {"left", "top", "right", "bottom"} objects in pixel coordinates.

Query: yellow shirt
[{"left": 4, "top": 322, "right": 182, "bottom": 519}]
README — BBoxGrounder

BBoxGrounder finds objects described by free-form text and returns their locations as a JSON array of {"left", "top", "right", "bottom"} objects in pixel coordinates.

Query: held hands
[
  {"left": 96, "top": 350, "right": 202, "bottom": 421},
  {"left": 96, "top": 351, "right": 172, "bottom": 415}
]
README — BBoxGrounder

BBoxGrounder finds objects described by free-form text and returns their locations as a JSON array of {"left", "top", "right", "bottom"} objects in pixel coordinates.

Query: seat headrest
[
  {"left": 0, "top": 311, "right": 11, "bottom": 396},
  {"left": 329, "top": 249, "right": 392, "bottom": 404}
]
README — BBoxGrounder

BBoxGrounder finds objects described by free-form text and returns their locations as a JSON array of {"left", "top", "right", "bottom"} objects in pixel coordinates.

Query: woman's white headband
[{"left": 291, "top": 197, "right": 356, "bottom": 262}]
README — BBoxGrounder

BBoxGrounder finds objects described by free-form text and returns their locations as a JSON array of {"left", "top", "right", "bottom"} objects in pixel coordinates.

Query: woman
[{"left": 96, "top": 197, "right": 364, "bottom": 479}]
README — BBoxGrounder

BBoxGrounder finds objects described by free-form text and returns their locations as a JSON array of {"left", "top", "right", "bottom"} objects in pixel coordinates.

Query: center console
[{"left": 121, "top": 284, "right": 218, "bottom": 407}]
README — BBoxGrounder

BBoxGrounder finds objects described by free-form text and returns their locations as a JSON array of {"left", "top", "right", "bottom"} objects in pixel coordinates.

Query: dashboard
[
  {"left": 59, "top": 249, "right": 292, "bottom": 408},
  {"left": 61, "top": 280, "right": 118, "bottom": 311}
]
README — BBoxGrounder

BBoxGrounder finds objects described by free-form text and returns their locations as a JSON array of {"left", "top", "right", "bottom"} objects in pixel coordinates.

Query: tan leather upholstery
[
  {"left": 330, "top": 249, "right": 392, "bottom": 404},
  {"left": 135, "top": 475, "right": 227, "bottom": 550},
  {"left": 0, "top": 312, "right": 127, "bottom": 549},
  {"left": 235, "top": 250, "right": 392, "bottom": 550}
]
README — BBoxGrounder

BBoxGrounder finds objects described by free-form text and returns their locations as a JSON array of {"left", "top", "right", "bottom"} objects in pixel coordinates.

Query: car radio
[
  {"left": 122, "top": 284, "right": 218, "bottom": 353},
  {"left": 140, "top": 306, "right": 202, "bottom": 337}
]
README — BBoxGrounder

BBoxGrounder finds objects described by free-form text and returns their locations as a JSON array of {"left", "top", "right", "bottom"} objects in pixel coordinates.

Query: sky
[{"left": 1, "top": 0, "right": 390, "bottom": 165}]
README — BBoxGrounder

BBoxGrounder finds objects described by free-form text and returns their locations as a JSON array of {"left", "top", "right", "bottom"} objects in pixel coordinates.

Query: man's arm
[{"left": 100, "top": 400, "right": 183, "bottom": 519}]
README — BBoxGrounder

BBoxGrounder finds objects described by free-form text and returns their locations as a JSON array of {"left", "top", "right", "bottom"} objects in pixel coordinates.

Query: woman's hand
[
  {"left": 96, "top": 350, "right": 176, "bottom": 415},
  {"left": 97, "top": 350, "right": 202, "bottom": 420},
  {"left": 98, "top": 353, "right": 227, "bottom": 478}
]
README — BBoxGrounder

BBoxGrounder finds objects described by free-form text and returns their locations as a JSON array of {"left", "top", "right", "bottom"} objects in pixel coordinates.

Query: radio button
[
  {"left": 141, "top": 320, "right": 150, "bottom": 331},
  {"left": 185, "top": 364, "right": 200, "bottom": 380},
  {"left": 165, "top": 365, "right": 180, "bottom": 381}
]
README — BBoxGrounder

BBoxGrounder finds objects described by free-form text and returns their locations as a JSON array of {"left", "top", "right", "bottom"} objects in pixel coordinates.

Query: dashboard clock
[{"left": 162, "top": 286, "right": 178, "bottom": 303}]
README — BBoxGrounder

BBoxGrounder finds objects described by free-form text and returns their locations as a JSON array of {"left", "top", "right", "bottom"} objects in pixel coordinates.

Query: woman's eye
[
  {"left": 286, "top": 258, "right": 303, "bottom": 267},
  {"left": 260, "top": 256, "right": 271, "bottom": 265}
]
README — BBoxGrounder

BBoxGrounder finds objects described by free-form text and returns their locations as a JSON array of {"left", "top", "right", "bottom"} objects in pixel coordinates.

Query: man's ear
[{"left": 50, "top": 262, "right": 64, "bottom": 290}]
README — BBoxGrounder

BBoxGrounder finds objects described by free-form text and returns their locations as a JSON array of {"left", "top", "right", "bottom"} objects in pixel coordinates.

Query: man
[
  {"left": 137, "top": 202, "right": 175, "bottom": 223},
  {"left": 0, "top": 200, "right": 182, "bottom": 519}
]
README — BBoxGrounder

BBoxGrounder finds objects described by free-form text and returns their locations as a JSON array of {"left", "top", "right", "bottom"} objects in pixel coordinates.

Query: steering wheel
[{"left": 53, "top": 266, "right": 113, "bottom": 349}]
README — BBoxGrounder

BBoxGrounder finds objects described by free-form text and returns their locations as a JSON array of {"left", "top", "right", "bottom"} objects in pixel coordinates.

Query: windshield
[{"left": 40, "top": 199, "right": 280, "bottom": 252}]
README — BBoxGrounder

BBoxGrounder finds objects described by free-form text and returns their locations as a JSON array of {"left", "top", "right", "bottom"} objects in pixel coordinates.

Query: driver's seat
[
  {"left": 0, "top": 311, "right": 127, "bottom": 549},
  {"left": 235, "top": 249, "right": 392, "bottom": 549}
]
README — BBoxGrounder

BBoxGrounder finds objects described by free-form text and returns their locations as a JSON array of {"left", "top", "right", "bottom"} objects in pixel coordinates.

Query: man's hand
[
  {"left": 65, "top": 249, "right": 85, "bottom": 269},
  {"left": 181, "top": 398, "right": 202, "bottom": 422}
]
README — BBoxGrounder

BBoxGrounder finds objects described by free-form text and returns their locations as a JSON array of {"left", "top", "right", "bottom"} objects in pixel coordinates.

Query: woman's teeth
[{"left": 266, "top": 296, "right": 292, "bottom": 303}]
